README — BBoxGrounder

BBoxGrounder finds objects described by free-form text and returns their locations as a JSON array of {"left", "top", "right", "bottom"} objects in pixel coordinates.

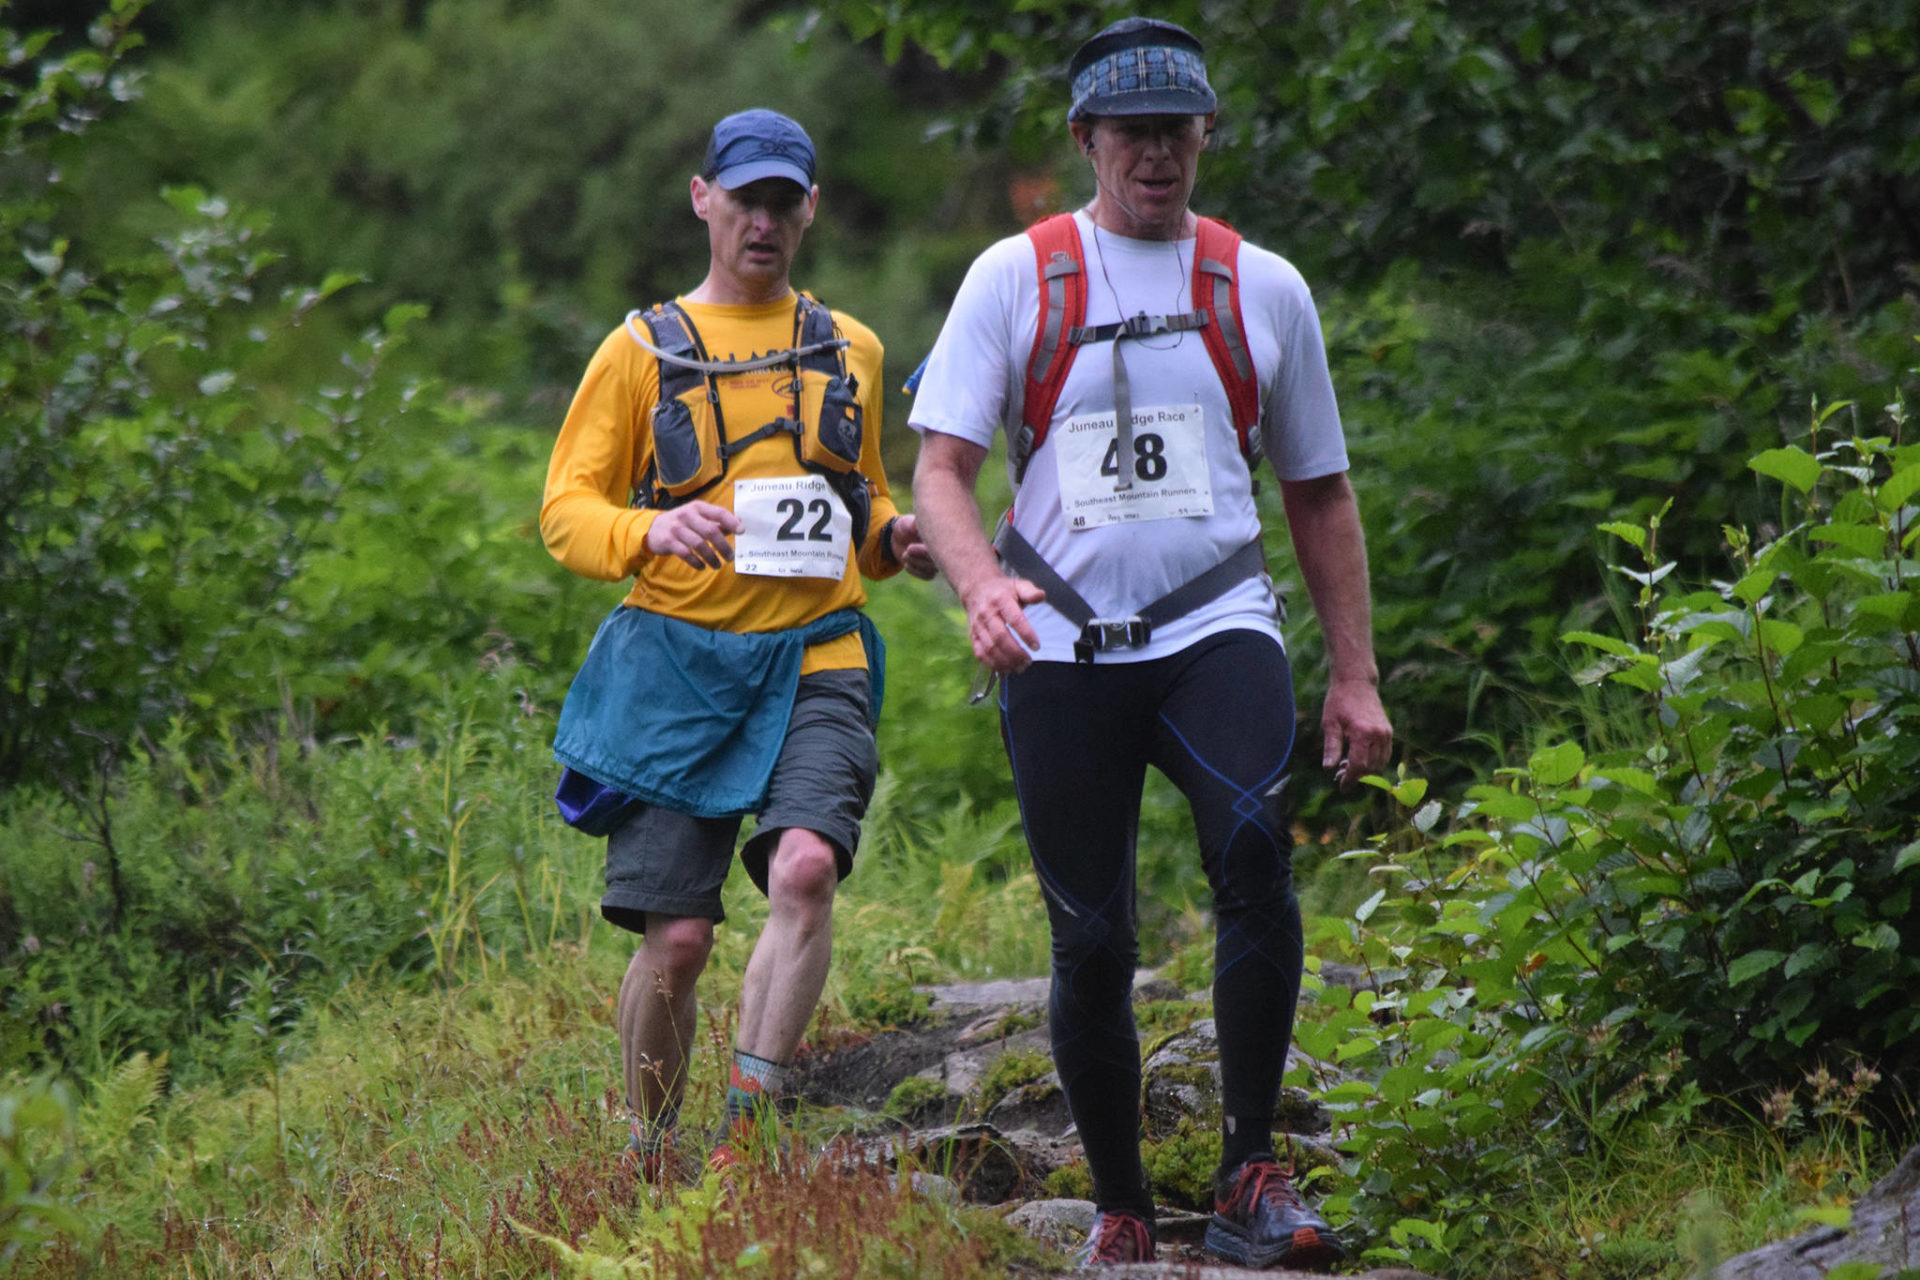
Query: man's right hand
[
  {"left": 962, "top": 576, "right": 1045, "bottom": 673},
  {"left": 644, "top": 500, "right": 744, "bottom": 570}
]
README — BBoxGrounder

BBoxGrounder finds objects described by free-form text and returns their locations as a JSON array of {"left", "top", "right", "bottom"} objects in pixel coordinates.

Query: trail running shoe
[
  {"left": 1204, "top": 1154, "right": 1344, "bottom": 1270},
  {"left": 706, "top": 1139, "right": 740, "bottom": 1174},
  {"left": 1074, "top": 1211, "right": 1155, "bottom": 1267}
]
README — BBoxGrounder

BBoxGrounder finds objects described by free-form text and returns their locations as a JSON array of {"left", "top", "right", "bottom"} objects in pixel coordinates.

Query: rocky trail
[
  {"left": 783, "top": 970, "right": 1435, "bottom": 1278},
  {"left": 782, "top": 972, "right": 1920, "bottom": 1278}
]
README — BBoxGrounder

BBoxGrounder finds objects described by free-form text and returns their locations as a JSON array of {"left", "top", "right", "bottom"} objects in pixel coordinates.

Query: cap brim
[
  {"left": 1070, "top": 87, "right": 1217, "bottom": 119},
  {"left": 715, "top": 160, "right": 812, "bottom": 190}
]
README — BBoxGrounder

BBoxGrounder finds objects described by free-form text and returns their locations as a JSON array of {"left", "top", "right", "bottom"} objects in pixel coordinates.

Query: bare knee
[
  {"left": 638, "top": 914, "right": 714, "bottom": 992},
  {"left": 766, "top": 831, "right": 840, "bottom": 918}
]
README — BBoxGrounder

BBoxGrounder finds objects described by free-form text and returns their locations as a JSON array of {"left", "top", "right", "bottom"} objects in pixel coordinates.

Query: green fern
[{"left": 77, "top": 1051, "right": 165, "bottom": 1174}]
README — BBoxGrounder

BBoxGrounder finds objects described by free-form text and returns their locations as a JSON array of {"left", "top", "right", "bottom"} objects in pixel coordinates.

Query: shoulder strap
[
  {"left": 793, "top": 294, "right": 845, "bottom": 377},
  {"left": 1192, "top": 217, "right": 1260, "bottom": 460},
  {"left": 1016, "top": 213, "right": 1086, "bottom": 484},
  {"left": 1016, "top": 215, "right": 1261, "bottom": 479},
  {"left": 638, "top": 301, "right": 708, "bottom": 404}
]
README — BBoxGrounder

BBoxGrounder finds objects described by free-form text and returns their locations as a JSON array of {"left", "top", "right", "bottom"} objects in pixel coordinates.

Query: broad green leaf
[
  {"left": 1878, "top": 462, "right": 1920, "bottom": 512},
  {"left": 1813, "top": 398, "right": 1856, "bottom": 427},
  {"left": 1391, "top": 778, "right": 1428, "bottom": 808},
  {"left": 1731, "top": 568, "right": 1777, "bottom": 604},
  {"left": 1561, "top": 630, "right": 1636, "bottom": 657},
  {"left": 1853, "top": 924, "right": 1901, "bottom": 952},
  {"left": 1462, "top": 788, "right": 1538, "bottom": 821},
  {"left": 1749, "top": 446, "right": 1822, "bottom": 493},
  {"left": 1609, "top": 657, "right": 1666, "bottom": 692},
  {"left": 1726, "top": 949, "right": 1785, "bottom": 985},
  {"left": 1354, "top": 888, "right": 1386, "bottom": 924},
  {"left": 1809, "top": 522, "right": 1885, "bottom": 557},
  {"left": 1895, "top": 840, "right": 1920, "bottom": 874},
  {"left": 1855, "top": 592, "right": 1913, "bottom": 622},
  {"left": 1795, "top": 1207, "right": 1853, "bottom": 1230},
  {"left": 315, "top": 269, "right": 367, "bottom": 301},
  {"left": 1783, "top": 944, "right": 1832, "bottom": 979},
  {"left": 1660, "top": 645, "right": 1712, "bottom": 692},
  {"left": 1598, "top": 520, "right": 1647, "bottom": 550},
  {"left": 1527, "top": 741, "right": 1584, "bottom": 788},
  {"left": 1757, "top": 618, "right": 1804, "bottom": 656},
  {"left": 1593, "top": 767, "right": 1660, "bottom": 796}
]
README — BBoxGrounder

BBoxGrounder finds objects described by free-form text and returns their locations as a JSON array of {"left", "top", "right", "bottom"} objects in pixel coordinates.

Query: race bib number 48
[
  {"left": 1054, "top": 403, "right": 1214, "bottom": 529},
  {"left": 732, "top": 475, "right": 851, "bottom": 578}
]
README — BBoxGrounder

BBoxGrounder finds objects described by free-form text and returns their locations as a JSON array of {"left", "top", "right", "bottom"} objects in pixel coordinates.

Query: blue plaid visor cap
[
  {"left": 703, "top": 108, "right": 816, "bottom": 190},
  {"left": 1068, "top": 17, "right": 1217, "bottom": 120}
]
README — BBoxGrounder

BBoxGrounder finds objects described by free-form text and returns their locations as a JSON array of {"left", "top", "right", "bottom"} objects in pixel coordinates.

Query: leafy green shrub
[
  {"left": 4, "top": 1, "right": 643, "bottom": 801},
  {"left": 1297, "top": 389, "right": 1918, "bottom": 1270},
  {"left": 1548, "top": 418, "right": 1920, "bottom": 1089},
  {"left": 0, "top": 1077, "right": 80, "bottom": 1262},
  {"left": 0, "top": 666, "right": 602, "bottom": 1088}
]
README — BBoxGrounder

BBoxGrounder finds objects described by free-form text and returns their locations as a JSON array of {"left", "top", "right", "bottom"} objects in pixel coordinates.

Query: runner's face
[
  {"left": 692, "top": 176, "right": 817, "bottom": 292},
  {"left": 1072, "top": 114, "right": 1210, "bottom": 239}
]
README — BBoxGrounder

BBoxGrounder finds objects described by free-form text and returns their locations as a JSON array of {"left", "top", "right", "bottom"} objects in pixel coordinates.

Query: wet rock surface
[{"left": 789, "top": 971, "right": 1438, "bottom": 1277}]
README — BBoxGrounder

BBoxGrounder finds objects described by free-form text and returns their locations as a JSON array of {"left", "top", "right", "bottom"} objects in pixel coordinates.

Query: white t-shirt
[{"left": 910, "top": 210, "right": 1350, "bottom": 664}]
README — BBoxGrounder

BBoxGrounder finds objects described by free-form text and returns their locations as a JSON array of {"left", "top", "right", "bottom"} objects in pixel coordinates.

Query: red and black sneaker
[
  {"left": 1074, "top": 1211, "right": 1156, "bottom": 1267},
  {"left": 1204, "top": 1154, "right": 1344, "bottom": 1270}
]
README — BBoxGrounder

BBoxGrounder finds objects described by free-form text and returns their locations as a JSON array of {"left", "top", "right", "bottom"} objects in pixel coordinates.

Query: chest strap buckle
[{"left": 1074, "top": 617, "right": 1152, "bottom": 663}]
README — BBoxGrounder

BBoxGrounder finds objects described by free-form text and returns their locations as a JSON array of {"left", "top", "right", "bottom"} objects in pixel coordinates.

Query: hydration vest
[
  {"left": 1011, "top": 212, "right": 1261, "bottom": 486},
  {"left": 624, "top": 294, "right": 872, "bottom": 547}
]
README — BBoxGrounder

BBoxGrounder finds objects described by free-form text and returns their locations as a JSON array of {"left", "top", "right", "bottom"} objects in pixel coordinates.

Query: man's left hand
[
  {"left": 890, "top": 514, "right": 939, "bottom": 580},
  {"left": 1322, "top": 678, "right": 1392, "bottom": 790}
]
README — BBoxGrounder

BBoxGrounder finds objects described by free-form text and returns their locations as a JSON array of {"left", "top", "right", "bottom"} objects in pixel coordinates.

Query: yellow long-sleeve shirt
[{"left": 540, "top": 293, "right": 900, "bottom": 673}]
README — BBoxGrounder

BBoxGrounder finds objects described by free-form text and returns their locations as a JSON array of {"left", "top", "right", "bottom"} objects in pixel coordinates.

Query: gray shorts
[{"left": 601, "top": 668, "right": 877, "bottom": 934}]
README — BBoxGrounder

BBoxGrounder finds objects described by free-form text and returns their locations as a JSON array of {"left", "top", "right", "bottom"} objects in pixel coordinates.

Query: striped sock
[{"left": 724, "top": 1049, "right": 787, "bottom": 1134}]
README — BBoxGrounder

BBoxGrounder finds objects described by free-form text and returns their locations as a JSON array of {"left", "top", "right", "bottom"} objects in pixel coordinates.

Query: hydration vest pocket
[
  {"left": 796, "top": 367, "right": 862, "bottom": 473},
  {"left": 834, "top": 471, "right": 873, "bottom": 552},
  {"left": 648, "top": 386, "right": 724, "bottom": 497}
]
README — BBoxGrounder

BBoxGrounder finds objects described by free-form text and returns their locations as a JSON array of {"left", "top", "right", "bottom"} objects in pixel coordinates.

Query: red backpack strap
[
  {"left": 1192, "top": 216, "right": 1261, "bottom": 462},
  {"left": 1016, "top": 213, "right": 1086, "bottom": 483}
]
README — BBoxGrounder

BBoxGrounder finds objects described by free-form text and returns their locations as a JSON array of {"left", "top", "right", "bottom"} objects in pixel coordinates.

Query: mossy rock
[
  {"left": 1141, "top": 1117, "right": 1222, "bottom": 1211},
  {"left": 1041, "top": 1160, "right": 1093, "bottom": 1201},
  {"left": 974, "top": 1048, "right": 1052, "bottom": 1108},
  {"left": 885, "top": 1074, "right": 948, "bottom": 1122}
]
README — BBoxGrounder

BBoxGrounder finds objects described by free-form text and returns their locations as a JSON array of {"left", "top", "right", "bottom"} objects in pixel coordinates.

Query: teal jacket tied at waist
[{"left": 552, "top": 605, "right": 884, "bottom": 822}]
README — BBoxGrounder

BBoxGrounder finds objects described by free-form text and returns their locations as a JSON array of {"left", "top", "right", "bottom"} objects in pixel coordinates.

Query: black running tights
[{"left": 1000, "top": 630, "right": 1304, "bottom": 1218}]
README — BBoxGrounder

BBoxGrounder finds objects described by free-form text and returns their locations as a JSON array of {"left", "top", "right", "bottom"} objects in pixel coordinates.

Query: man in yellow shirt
[{"left": 540, "top": 108, "right": 934, "bottom": 1180}]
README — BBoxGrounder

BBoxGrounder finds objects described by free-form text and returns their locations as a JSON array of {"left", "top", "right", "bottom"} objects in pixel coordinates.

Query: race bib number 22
[{"left": 732, "top": 475, "right": 851, "bottom": 578}]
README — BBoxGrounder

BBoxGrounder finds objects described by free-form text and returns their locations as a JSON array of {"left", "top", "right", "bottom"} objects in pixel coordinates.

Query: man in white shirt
[{"left": 909, "top": 16, "right": 1391, "bottom": 1270}]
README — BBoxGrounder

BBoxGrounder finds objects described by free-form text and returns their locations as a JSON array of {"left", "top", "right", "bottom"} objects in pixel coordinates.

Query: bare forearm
[
  {"left": 911, "top": 434, "right": 1002, "bottom": 603},
  {"left": 912, "top": 431, "right": 1046, "bottom": 668},
  {"left": 1281, "top": 472, "right": 1379, "bottom": 686},
  {"left": 1281, "top": 471, "right": 1393, "bottom": 782}
]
